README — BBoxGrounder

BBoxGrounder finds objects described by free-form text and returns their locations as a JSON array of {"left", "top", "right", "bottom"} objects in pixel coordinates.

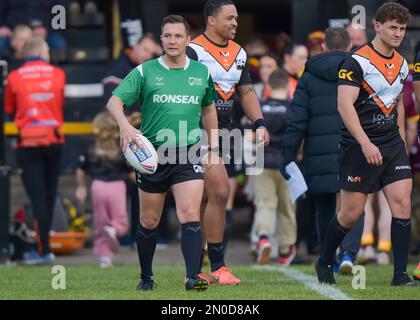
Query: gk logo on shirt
[
  {"left": 339, "top": 69, "right": 354, "bottom": 81},
  {"left": 414, "top": 63, "right": 420, "bottom": 73}
]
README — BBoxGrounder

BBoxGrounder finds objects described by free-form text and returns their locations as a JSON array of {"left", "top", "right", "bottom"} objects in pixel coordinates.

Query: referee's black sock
[
  {"left": 319, "top": 215, "right": 350, "bottom": 267},
  {"left": 181, "top": 222, "right": 202, "bottom": 278},
  {"left": 208, "top": 242, "right": 225, "bottom": 272},
  {"left": 136, "top": 223, "right": 158, "bottom": 278},
  {"left": 222, "top": 209, "right": 233, "bottom": 255},
  {"left": 391, "top": 218, "right": 411, "bottom": 276}
]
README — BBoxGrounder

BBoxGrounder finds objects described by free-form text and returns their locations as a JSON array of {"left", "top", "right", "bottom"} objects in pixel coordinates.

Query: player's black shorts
[
  {"left": 339, "top": 140, "right": 412, "bottom": 193},
  {"left": 221, "top": 148, "right": 244, "bottom": 178},
  {"left": 136, "top": 144, "right": 204, "bottom": 193}
]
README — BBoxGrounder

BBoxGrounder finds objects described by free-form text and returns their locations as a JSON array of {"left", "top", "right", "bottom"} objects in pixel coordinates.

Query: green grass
[{"left": 0, "top": 264, "right": 419, "bottom": 300}]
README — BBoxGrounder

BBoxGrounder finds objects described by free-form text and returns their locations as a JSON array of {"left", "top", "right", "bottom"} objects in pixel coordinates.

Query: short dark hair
[
  {"left": 268, "top": 68, "right": 289, "bottom": 90},
  {"left": 325, "top": 27, "right": 350, "bottom": 51},
  {"left": 204, "top": 0, "right": 235, "bottom": 23},
  {"left": 375, "top": 2, "right": 410, "bottom": 24},
  {"left": 161, "top": 15, "right": 190, "bottom": 35}
]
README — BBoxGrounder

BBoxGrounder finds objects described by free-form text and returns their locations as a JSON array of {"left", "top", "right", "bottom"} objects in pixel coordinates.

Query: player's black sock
[
  {"left": 181, "top": 222, "right": 202, "bottom": 277},
  {"left": 319, "top": 215, "right": 349, "bottom": 266},
  {"left": 391, "top": 218, "right": 411, "bottom": 276},
  {"left": 208, "top": 242, "right": 225, "bottom": 272},
  {"left": 136, "top": 223, "right": 158, "bottom": 278},
  {"left": 222, "top": 209, "right": 233, "bottom": 254},
  {"left": 199, "top": 248, "right": 206, "bottom": 272}
]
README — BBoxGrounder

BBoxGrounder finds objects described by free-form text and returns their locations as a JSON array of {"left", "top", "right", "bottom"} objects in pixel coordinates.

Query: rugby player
[
  {"left": 187, "top": 0, "right": 269, "bottom": 285},
  {"left": 315, "top": 2, "right": 419, "bottom": 286}
]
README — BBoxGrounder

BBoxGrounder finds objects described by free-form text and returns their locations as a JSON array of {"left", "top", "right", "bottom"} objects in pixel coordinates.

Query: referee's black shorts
[
  {"left": 339, "top": 140, "right": 412, "bottom": 193},
  {"left": 136, "top": 143, "right": 204, "bottom": 193}
]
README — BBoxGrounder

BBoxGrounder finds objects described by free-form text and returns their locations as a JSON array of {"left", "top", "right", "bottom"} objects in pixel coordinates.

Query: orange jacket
[{"left": 4, "top": 59, "right": 66, "bottom": 145}]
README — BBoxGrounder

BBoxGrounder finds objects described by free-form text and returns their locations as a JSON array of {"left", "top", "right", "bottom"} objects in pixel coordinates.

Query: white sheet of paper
[{"left": 285, "top": 162, "right": 308, "bottom": 203}]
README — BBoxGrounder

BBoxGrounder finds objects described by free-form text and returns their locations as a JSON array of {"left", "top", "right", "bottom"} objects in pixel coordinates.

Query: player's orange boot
[
  {"left": 210, "top": 266, "right": 241, "bottom": 285},
  {"left": 198, "top": 272, "right": 217, "bottom": 284}
]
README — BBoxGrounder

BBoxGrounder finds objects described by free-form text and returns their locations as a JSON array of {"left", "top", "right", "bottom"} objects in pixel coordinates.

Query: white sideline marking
[{"left": 254, "top": 265, "right": 353, "bottom": 300}]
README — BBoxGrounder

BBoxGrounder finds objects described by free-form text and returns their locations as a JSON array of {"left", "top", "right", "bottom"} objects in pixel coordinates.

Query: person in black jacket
[{"left": 281, "top": 27, "right": 364, "bottom": 275}]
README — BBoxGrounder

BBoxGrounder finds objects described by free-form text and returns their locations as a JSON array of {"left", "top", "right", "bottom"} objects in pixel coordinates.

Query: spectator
[
  {"left": 306, "top": 31, "right": 325, "bottom": 57},
  {"left": 281, "top": 42, "right": 308, "bottom": 100},
  {"left": 75, "top": 112, "right": 129, "bottom": 268},
  {"left": 253, "top": 52, "right": 281, "bottom": 101},
  {"left": 274, "top": 32, "right": 292, "bottom": 57},
  {"left": 0, "top": 0, "right": 69, "bottom": 55},
  {"left": 282, "top": 27, "right": 364, "bottom": 274},
  {"left": 346, "top": 23, "right": 368, "bottom": 49},
  {"left": 8, "top": 24, "right": 33, "bottom": 70},
  {"left": 4, "top": 36, "right": 66, "bottom": 265},
  {"left": 244, "top": 35, "right": 268, "bottom": 83},
  {"left": 253, "top": 68, "right": 297, "bottom": 266},
  {"left": 102, "top": 33, "right": 160, "bottom": 103}
]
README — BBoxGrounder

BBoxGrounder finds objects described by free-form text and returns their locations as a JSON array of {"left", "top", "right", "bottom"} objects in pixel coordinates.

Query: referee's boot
[
  {"left": 136, "top": 275, "right": 157, "bottom": 291},
  {"left": 391, "top": 273, "right": 420, "bottom": 287}
]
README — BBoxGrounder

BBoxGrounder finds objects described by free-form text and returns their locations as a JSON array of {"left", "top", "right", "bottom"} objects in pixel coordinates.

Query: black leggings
[{"left": 17, "top": 144, "right": 63, "bottom": 255}]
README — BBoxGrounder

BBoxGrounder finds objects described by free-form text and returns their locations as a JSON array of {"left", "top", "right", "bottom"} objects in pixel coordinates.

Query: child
[{"left": 75, "top": 112, "right": 129, "bottom": 267}]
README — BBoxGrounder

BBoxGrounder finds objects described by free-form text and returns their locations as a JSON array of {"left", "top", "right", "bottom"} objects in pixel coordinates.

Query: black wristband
[{"left": 254, "top": 118, "right": 265, "bottom": 130}]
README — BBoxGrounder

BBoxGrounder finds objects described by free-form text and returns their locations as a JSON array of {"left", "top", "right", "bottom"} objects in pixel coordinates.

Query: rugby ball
[{"left": 124, "top": 134, "right": 158, "bottom": 174}]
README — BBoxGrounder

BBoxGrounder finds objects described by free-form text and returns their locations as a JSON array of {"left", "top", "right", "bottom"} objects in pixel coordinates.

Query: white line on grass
[{"left": 254, "top": 265, "right": 353, "bottom": 300}]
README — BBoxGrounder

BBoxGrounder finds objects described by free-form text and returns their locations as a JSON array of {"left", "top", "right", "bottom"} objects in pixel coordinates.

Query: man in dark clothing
[
  {"left": 102, "top": 33, "right": 159, "bottom": 103},
  {"left": 281, "top": 27, "right": 364, "bottom": 275}
]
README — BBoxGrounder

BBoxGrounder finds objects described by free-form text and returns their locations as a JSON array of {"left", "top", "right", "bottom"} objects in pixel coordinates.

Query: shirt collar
[{"left": 158, "top": 55, "right": 190, "bottom": 70}]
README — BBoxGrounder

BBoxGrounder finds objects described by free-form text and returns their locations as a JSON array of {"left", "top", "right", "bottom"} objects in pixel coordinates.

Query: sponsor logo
[
  {"left": 220, "top": 51, "right": 230, "bottom": 57},
  {"left": 372, "top": 113, "right": 395, "bottom": 124},
  {"left": 348, "top": 176, "right": 362, "bottom": 183},
  {"left": 153, "top": 94, "right": 200, "bottom": 104},
  {"left": 385, "top": 63, "right": 395, "bottom": 69},
  {"left": 395, "top": 165, "right": 411, "bottom": 170},
  {"left": 155, "top": 76, "right": 164, "bottom": 86},
  {"left": 193, "top": 165, "right": 203, "bottom": 174},
  {"left": 215, "top": 99, "right": 234, "bottom": 108},
  {"left": 236, "top": 59, "right": 246, "bottom": 70},
  {"left": 188, "top": 77, "right": 203, "bottom": 86},
  {"left": 338, "top": 69, "right": 354, "bottom": 81}
]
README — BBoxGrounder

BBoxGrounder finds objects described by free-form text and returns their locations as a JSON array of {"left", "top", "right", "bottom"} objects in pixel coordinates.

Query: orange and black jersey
[
  {"left": 338, "top": 42, "right": 409, "bottom": 146},
  {"left": 187, "top": 34, "right": 252, "bottom": 130},
  {"left": 414, "top": 51, "right": 420, "bottom": 82}
]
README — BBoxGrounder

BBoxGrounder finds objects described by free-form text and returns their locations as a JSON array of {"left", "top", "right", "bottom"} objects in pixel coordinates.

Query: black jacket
[
  {"left": 282, "top": 51, "right": 347, "bottom": 194},
  {"left": 260, "top": 98, "right": 290, "bottom": 169}
]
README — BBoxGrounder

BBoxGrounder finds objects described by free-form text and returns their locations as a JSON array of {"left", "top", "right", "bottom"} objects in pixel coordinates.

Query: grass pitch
[{"left": 1, "top": 264, "right": 419, "bottom": 300}]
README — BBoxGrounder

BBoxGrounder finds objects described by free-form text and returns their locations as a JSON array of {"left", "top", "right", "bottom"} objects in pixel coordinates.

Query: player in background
[{"left": 187, "top": 0, "right": 269, "bottom": 285}]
